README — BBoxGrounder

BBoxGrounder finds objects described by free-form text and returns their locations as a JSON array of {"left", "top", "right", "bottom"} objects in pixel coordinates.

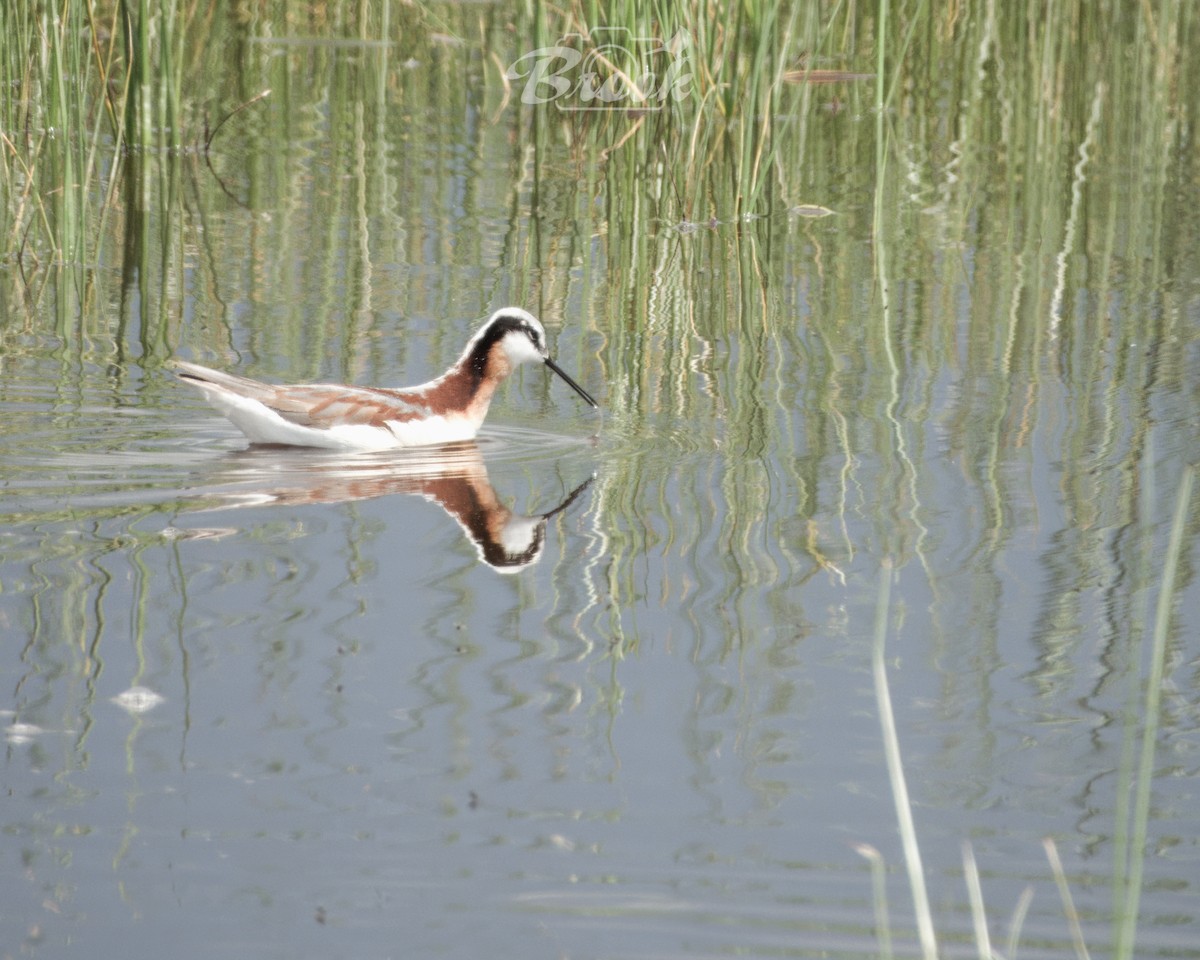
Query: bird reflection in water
[{"left": 180, "top": 440, "right": 593, "bottom": 572}]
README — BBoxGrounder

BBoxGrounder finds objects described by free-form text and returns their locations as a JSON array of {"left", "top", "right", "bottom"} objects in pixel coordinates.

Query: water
[{"left": 3, "top": 6, "right": 1200, "bottom": 958}]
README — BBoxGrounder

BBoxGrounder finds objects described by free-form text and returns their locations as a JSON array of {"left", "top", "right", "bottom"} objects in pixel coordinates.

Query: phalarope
[{"left": 174, "top": 307, "right": 597, "bottom": 451}]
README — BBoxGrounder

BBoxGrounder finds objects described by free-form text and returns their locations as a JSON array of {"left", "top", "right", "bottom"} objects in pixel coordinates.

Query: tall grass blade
[
  {"left": 1115, "top": 465, "right": 1195, "bottom": 958},
  {"left": 872, "top": 563, "right": 938, "bottom": 960},
  {"left": 1111, "top": 440, "right": 1156, "bottom": 946},
  {"left": 1006, "top": 885, "right": 1034, "bottom": 960},
  {"left": 854, "top": 842, "right": 894, "bottom": 960},
  {"left": 962, "top": 841, "right": 993, "bottom": 960},
  {"left": 1043, "top": 838, "right": 1092, "bottom": 960}
]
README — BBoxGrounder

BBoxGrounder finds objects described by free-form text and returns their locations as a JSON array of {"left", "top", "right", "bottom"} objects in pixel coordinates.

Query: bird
[{"left": 173, "top": 307, "right": 598, "bottom": 451}]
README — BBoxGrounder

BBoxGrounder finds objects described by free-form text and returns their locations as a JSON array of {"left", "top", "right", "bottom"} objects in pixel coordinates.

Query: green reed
[
  {"left": 516, "top": 0, "right": 833, "bottom": 217},
  {"left": 870, "top": 563, "right": 938, "bottom": 960},
  {"left": 2, "top": 0, "right": 246, "bottom": 326},
  {"left": 1113, "top": 466, "right": 1195, "bottom": 958},
  {"left": 502, "top": 0, "right": 1198, "bottom": 620},
  {"left": 0, "top": 0, "right": 1194, "bottom": 602},
  {"left": 1, "top": 0, "right": 98, "bottom": 284},
  {"left": 0, "top": 10, "right": 1195, "bottom": 950}
]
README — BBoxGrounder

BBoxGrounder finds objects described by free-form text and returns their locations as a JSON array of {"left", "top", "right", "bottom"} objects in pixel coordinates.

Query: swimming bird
[{"left": 174, "top": 308, "right": 597, "bottom": 451}]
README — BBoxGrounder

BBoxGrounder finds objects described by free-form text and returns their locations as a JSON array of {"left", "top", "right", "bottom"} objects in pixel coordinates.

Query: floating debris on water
[
  {"left": 790, "top": 204, "right": 835, "bottom": 218},
  {"left": 112, "top": 686, "right": 166, "bottom": 714}
]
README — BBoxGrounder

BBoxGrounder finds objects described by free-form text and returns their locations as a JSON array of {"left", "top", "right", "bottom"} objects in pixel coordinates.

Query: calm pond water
[{"left": 2, "top": 5, "right": 1199, "bottom": 959}]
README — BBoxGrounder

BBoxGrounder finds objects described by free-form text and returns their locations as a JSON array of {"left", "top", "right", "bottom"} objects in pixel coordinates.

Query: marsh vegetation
[{"left": 1, "top": 1, "right": 1198, "bottom": 957}]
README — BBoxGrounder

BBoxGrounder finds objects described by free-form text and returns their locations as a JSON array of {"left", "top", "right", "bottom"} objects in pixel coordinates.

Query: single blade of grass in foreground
[
  {"left": 1007, "top": 885, "right": 1035, "bottom": 960},
  {"left": 853, "top": 842, "right": 893, "bottom": 960},
  {"left": 1044, "top": 837, "right": 1092, "bottom": 960},
  {"left": 962, "top": 842, "right": 993, "bottom": 960},
  {"left": 871, "top": 561, "right": 938, "bottom": 960},
  {"left": 1112, "top": 464, "right": 1195, "bottom": 959}
]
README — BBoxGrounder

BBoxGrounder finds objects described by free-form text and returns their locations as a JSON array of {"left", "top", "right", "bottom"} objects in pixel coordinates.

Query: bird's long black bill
[{"left": 545, "top": 357, "right": 598, "bottom": 408}]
